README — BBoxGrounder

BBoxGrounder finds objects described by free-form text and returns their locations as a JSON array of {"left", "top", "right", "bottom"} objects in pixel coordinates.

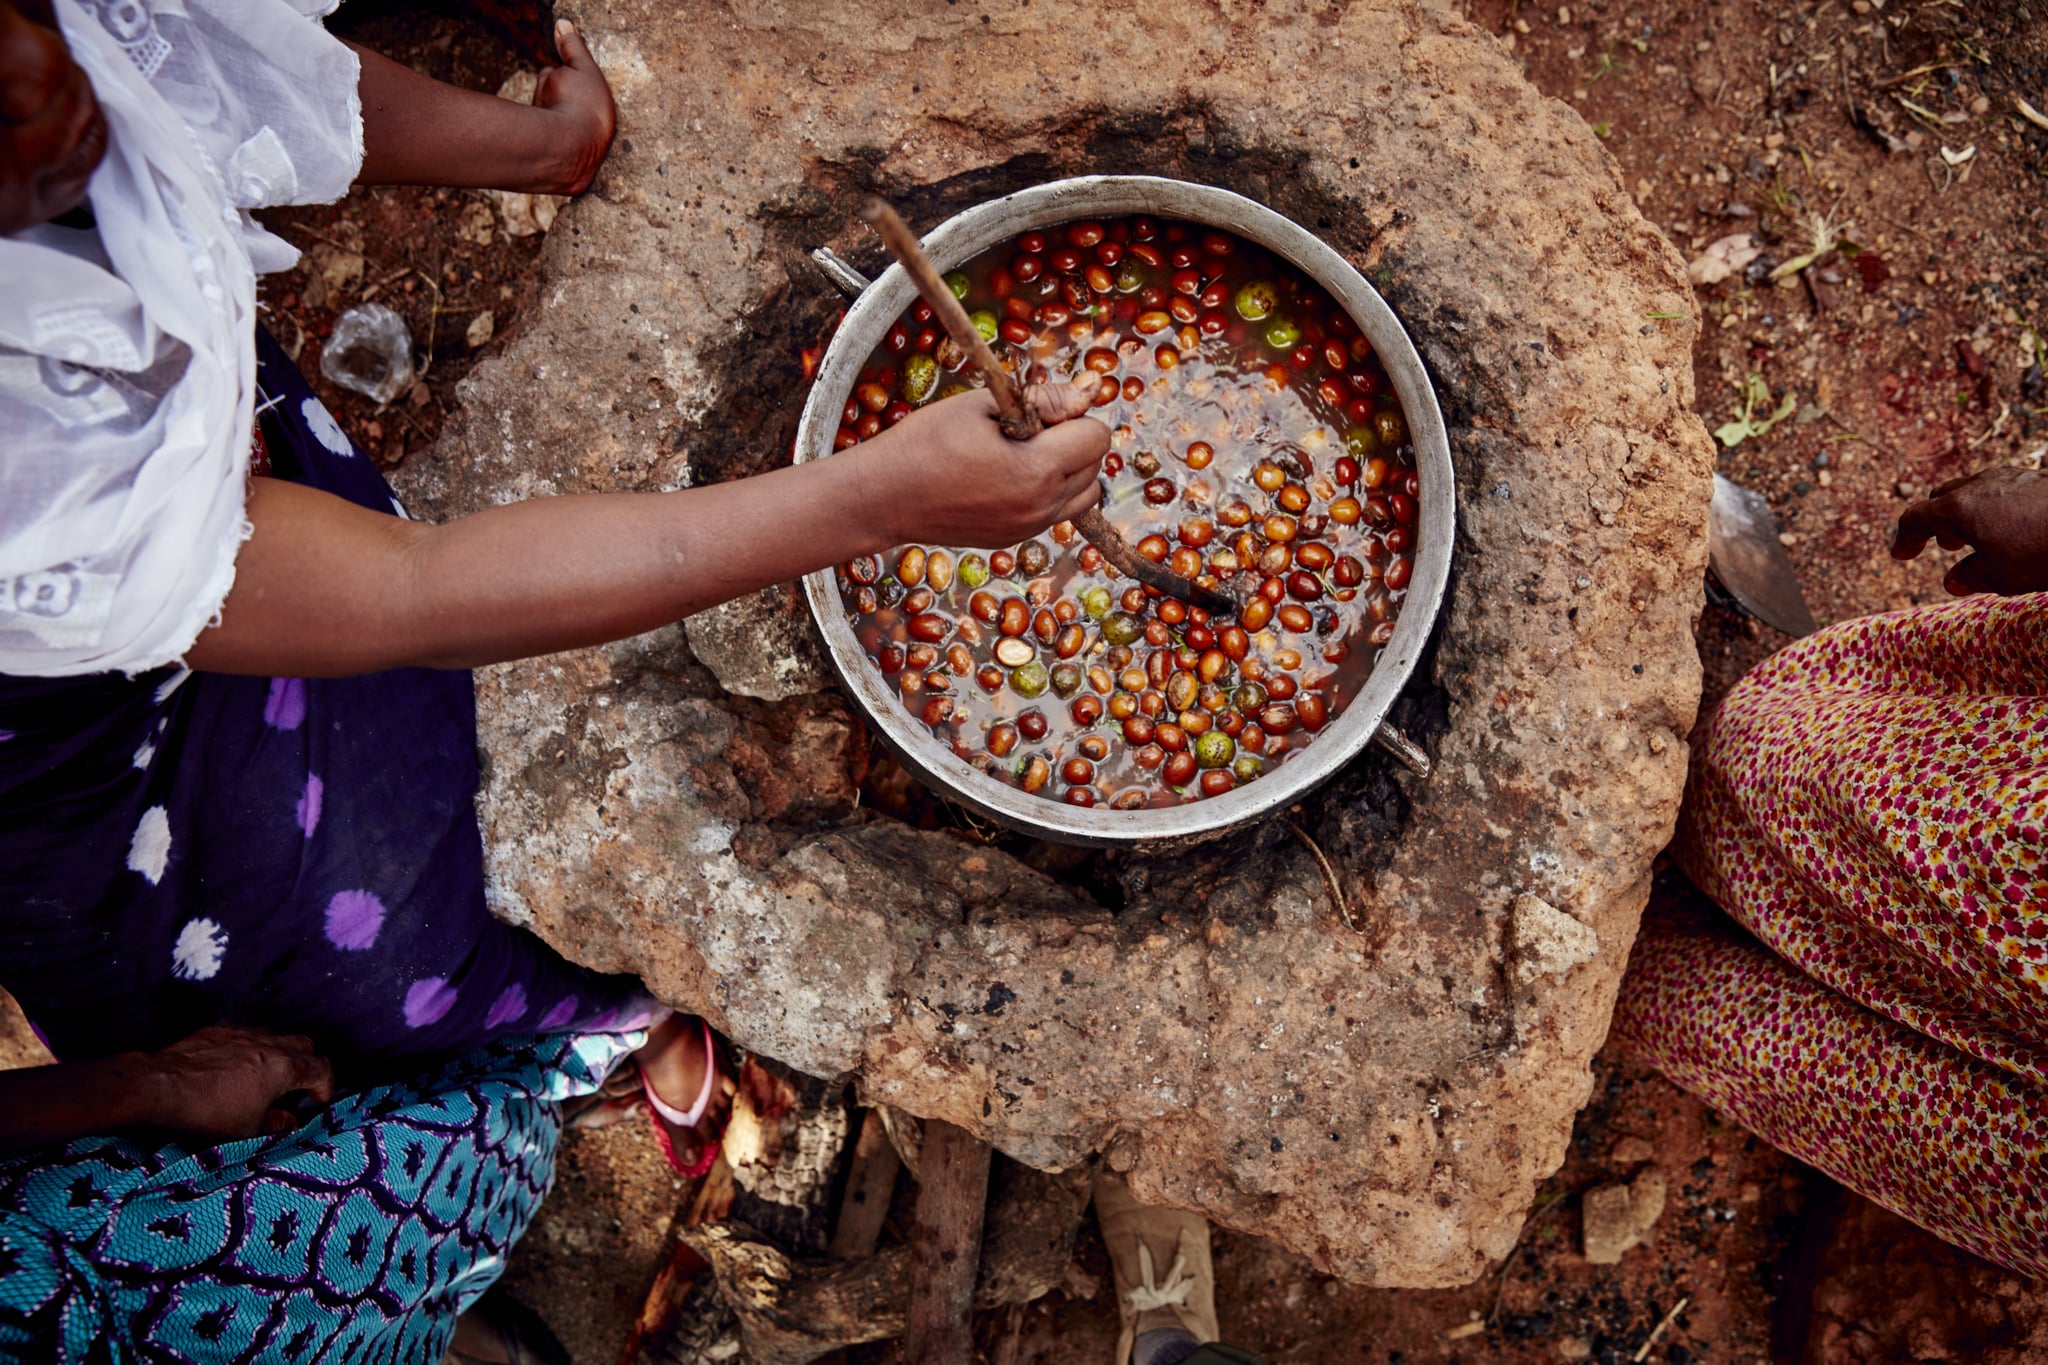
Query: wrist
[
  {"left": 522, "top": 105, "right": 605, "bottom": 196},
  {"left": 106, "top": 1051, "right": 173, "bottom": 1129},
  {"left": 834, "top": 442, "right": 913, "bottom": 555}
]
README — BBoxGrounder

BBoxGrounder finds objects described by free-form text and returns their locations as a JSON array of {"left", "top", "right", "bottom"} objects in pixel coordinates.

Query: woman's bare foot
[{"left": 634, "top": 1013, "right": 733, "bottom": 1175}]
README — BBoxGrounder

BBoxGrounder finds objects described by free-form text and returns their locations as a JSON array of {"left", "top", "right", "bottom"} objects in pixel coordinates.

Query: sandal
[
  {"left": 640, "top": 1015, "right": 731, "bottom": 1179},
  {"left": 442, "top": 1286, "right": 570, "bottom": 1365}
]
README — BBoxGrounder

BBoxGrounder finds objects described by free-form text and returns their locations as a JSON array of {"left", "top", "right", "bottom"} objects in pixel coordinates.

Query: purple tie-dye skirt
[{"left": 0, "top": 329, "right": 655, "bottom": 1084}]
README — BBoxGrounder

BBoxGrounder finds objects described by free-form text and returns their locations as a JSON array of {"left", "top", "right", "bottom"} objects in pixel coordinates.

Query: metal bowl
[{"left": 796, "top": 176, "right": 1453, "bottom": 847}]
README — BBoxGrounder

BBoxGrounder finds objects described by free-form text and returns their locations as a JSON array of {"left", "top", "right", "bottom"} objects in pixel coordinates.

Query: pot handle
[
  {"left": 811, "top": 248, "right": 872, "bottom": 299},
  {"left": 1372, "top": 722, "right": 1432, "bottom": 778}
]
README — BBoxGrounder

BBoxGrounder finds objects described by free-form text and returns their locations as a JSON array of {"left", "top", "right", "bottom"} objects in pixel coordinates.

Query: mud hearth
[{"left": 397, "top": 0, "right": 1714, "bottom": 1286}]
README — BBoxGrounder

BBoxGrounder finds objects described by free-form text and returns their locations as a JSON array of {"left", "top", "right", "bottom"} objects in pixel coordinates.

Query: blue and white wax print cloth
[{"left": 0, "top": 1029, "right": 638, "bottom": 1363}]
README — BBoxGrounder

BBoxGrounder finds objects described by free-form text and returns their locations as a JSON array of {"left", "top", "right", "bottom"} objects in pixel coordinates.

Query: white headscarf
[{"left": 0, "top": 0, "right": 362, "bottom": 677}]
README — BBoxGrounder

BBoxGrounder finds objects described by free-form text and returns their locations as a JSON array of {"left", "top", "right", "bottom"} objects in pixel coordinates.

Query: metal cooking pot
[{"left": 795, "top": 176, "right": 1453, "bottom": 847}]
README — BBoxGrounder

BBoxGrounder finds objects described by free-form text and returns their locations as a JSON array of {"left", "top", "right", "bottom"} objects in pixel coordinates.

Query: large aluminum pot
[{"left": 795, "top": 176, "right": 1453, "bottom": 847}]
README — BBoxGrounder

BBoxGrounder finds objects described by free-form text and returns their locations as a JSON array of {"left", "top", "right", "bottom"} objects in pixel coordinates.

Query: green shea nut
[
  {"left": 1232, "top": 682, "right": 1268, "bottom": 712},
  {"left": 945, "top": 271, "right": 971, "bottom": 301},
  {"left": 957, "top": 554, "right": 990, "bottom": 589},
  {"left": 1009, "top": 662, "right": 1050, "bottom": 699},
  {"left": 1050, "top": 662, "right": 1083, "bottom": 698},
  {"left": 1234, "top": 280, "right": 1278, "bottom": 322},
  {"left": 1194, "top": 729, "right": 1236, "bottom": 769},
  {"left": 1372, "top": 409, "right": 1408, "bottom": 448},
  {"left": 1080, "top": 586, "right": 1113, "bottom": 618},
  {"left": 1231, "top": 755, "right": 1265, "bottom": 784},
  {"left": 1101, "top": 611, "right": 1144, "bottom": 646},
  {"left": 1344, "top": 424, "right": 1382, "bottom": 461},
  {"left": 970, "top": 310, "right": 999, "bottom": 344},
  {"left": 1263, "top": 317, "right": 1302, "bottom": 351},
  {"left": 1115, "top": 260, "right": 1148, "bottom": 294},
  {"left": 938, "top": 382, "right": 972, "bottom": 400},
  {"left": 902, "top": 353, "right": 939, "bottom": 405}
]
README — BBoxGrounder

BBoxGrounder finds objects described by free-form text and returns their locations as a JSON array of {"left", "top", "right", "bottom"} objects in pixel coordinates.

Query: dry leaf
[
  {"left": 458, "top": 200, "right": 496, "bottom": 247},
  {"left": 1686, "top": 233, "right": 1761, "bottom": 286},
  {"left": 488, "top": 189, "right": 565, "bottom": 238}
]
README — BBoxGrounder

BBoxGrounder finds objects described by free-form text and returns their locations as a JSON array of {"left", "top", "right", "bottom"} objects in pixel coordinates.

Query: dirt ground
[{"left": 2, "top": 0, "right": 2041, "bottom": 1361}]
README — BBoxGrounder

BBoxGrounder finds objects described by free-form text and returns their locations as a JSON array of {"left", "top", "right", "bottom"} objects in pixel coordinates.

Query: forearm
[
  {"left": 347, "top": 40, "right": 576, "bottom": 193},
  {"left": 186, "top": 454, "right": 902, "bottom": 677},
  {"left": 0, "top": 1054, "right": 159, "bottom": 1155}
]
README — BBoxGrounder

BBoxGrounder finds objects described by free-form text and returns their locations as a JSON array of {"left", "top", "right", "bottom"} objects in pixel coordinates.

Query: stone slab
[{"left": 396, "top": 0, "right": 1714, "bottom": 1285}]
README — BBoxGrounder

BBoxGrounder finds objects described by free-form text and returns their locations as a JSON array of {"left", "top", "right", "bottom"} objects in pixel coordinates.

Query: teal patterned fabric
[{"left": 0, "top": 1029, "right": 639, "bottom": 1362}]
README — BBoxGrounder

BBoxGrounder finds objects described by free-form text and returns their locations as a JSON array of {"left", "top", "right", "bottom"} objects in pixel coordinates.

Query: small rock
[
  {"left": 1610, "top": 1135, "right": 1656, "bottom": 1165},
  {"left": 1582, "top": 1168, "right": 1668, "bottom": 1264},
  {"left": 312, "top": 244, "right": 365, "bottom": 294},
  {"left": 1898, "top": 480, "right": 1918, "bottom": 498},
  {"left": 465, "top": 310, "right": 496, "bottom": 349},
  {"left": 683, "top": 584, "right": 831, "bottom": 701},
  {"left": 1970, "top": 95, "right": 1990, "bottom": 116},
  {"left": 1510, "top": 893, "right": 1600, "bottom": 985},
  {"left": 1555, "top": 1337, "right": 1592, "bottom": 1361},
  {"left": 1685, "top": 232, "right": 1760, "bottom": 286}
]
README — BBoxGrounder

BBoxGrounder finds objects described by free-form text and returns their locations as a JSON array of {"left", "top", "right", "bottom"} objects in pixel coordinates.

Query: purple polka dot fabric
[
  {"left": 0, "top": 329, "right": 653, "bottom": 1084},
  {"left": 1615, "top": 590, "right": 2048, "bottom": 1275}
]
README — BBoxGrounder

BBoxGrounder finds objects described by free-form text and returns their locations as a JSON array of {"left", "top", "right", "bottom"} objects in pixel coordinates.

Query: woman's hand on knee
[
  {"left": 1891, "top": 467, "right": 2048, "bottom": 597},
  {"left": 139, "top": 1024, "right": 336, "bottom": 1140}
]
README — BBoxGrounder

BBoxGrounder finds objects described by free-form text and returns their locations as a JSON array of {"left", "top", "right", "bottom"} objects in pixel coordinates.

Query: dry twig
[
  {"left": 1287, "top": 819, "right": 1354, "bottom": 931},
  {"left": 1632, "top": 1295, "right": 1691, "bottom": 1363}
]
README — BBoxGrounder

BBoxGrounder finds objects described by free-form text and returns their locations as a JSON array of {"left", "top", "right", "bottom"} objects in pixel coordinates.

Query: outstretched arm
[
  {"left": 348, "top": 18, "right": 613, "bottom": 195},
  {"left": 184, "top": 383, "right": 1109, "bottom": 677}
]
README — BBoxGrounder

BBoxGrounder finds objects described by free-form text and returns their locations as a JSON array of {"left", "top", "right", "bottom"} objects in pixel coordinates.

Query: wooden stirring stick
[{"left": 861, "top": 198, "right": 1240, "bottom": 617}]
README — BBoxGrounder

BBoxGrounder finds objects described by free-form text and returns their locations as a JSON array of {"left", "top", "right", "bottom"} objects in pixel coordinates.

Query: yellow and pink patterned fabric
[{"left": 1616, "top": 590, "right": 2048, "bottom": 1274}]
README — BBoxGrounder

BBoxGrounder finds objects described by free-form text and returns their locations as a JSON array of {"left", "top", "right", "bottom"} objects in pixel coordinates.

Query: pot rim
[{"left": 795, "top": 175, "right": 1453, "bottom": 847}]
